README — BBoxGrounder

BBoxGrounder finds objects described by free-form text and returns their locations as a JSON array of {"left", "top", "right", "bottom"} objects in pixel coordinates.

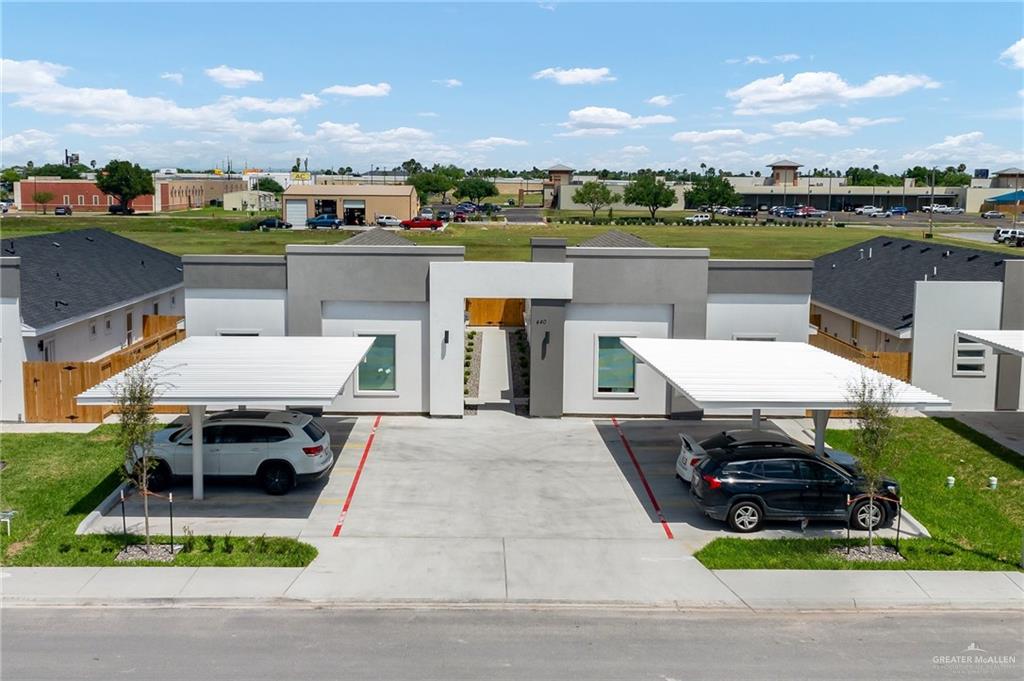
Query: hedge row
[{"left": 555, "top": 217, "right": 843, "bottom": 228}]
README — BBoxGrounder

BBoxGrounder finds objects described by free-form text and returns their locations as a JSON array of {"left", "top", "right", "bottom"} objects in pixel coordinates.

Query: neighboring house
[
  {"left": 184, "top": 229, "right": 812, "bottom": 418},
  {"left": 812, "top": 236, "right": 1023, "bottom": 411},
  {"left": 0, "top": 229, "right": 184, "bottom": 421}
]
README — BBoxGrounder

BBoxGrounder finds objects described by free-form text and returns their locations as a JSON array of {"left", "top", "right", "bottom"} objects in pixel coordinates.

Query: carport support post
[
  {"left": 751, "top": 409, "right": 761, "bottom": 431},
  {"left": 811, "top": 409, "right": 830, "bottom": 455},
  {"left": 189, "top": 404, "right": 205, "bottom": 501}
]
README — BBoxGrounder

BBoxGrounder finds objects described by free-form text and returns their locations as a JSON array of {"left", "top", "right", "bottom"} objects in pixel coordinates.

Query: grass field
[
  {"left": 0, "top": 427, "right": 317, "bottom": 567},
  {"left": 695, "top": 418, "right": 1024, "bottom": 571},
  {"left": 1, "top": 214, "right": 1017, "bottom": 260}
]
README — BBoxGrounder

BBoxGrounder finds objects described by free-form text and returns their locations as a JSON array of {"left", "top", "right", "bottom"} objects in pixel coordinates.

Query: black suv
[{"left": 690, "top": 438, "right": 900, "bottom": 533}]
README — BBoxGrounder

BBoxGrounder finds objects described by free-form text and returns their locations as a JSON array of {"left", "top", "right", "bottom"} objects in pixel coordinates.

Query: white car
[
  {"left": 854, "top": 205, "right": 880, "bottom": 215},
  {"left": 420, "top": 208, "right": 434, "bottom": 219},
  {"left": 686, "top": 213, "right": 711, "bottom": 224},
  {"left": 981, "top": 211, "right": 1004, "bottom": 219},
  {"left": 868, "top": 210, "right": 892, "bottom": 218},
  {"left": 129, "top": 410, "right": 333, "bottom": 495},
  {"left": 994, "top": 228, "right": 1024, "bottom": 243},
  {"left": 675, "top": 433, "right": 709, "bottom": 483},
  {"left": 376, "top": 214, "right": 401, "bottom": 227},
  {"left": 945, "top": 207, "right": 965, "bottom": 215}
]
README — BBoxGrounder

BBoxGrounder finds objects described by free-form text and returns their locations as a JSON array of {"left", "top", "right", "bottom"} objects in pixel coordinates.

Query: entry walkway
[{"left": 475, "top": 327, "right": 513, "bottom": 411}]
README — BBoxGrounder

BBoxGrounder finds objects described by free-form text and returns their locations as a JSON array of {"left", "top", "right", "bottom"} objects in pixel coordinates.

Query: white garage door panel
[{"left": 286, "top": 199, "right": 308, "bottom": 229}]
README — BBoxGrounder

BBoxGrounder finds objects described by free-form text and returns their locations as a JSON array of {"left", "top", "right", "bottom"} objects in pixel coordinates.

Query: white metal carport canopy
[
  {"left": 621, "top": 338, "right": 951, "bottom": 453},
  {"left": 956, "top": 330, "right": 1024, "bottom": 357},
  {"left": 77, "top": 336, "right": 375, "bottom": 500}
]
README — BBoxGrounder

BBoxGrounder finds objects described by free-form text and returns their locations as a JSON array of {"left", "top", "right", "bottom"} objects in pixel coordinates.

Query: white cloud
[
  {"left": 417, "top": 111, "right": 439, "bottom": 117},
  {"left": 160, "top": 72, "right": 184, "bottom": 85},
  {"left": 727, "top": 54, "right": 801, "bottom": 65},
  {"left": 219, "top": 94, "right": 322, "bottom": 114},
  {"left": 532, "top": 67, "right": 615, "bottom": 85},
  {"left": 646, "top": 94, "right": 675, "bottom": 107},
  {"left": 321, "top": 82, "right": 392, "bottom": 97},
  {"left": 620, "top": 145, "right": 649, "bottom": 155},
  {"left": 0, "top": 129, "right": 58, "bottom": 156},
  {"left": 671, "top": 128, "right": 772, "bottom": 145},
  {"left": 0, "top": 58, "right": 69, "bottom": 92},
  {"left": 466, "top": 136, "right": 528, "bottom": 150},
  {"left": 999, "top": 38, "right": 1024, "bottom": 69},
  {"left": 771, "top": 116, "right": 901, "bottom": 137},
  {"left": 314, "top": 122, "right": 458, "bottom": 159},
  {"left": 901, "top": 131, "right": 1022, "bottom": 165},
  {"left": 204, "top": 65, "right": 263, "bottom": 89},
  {"left": 65, "top": 122, "right": 146, "bottom": 137},
  {"left": 537, "top": 1, "right": 557, "bottom": 10},
  {"left": 558, "top": 106, "right": 675, "bottom": 137},
  {"left": 727, "top": 71, "right": 940, "bottom": 115},
  {"left": 433, "top": 78, "right": 463, "bottom": 88}
]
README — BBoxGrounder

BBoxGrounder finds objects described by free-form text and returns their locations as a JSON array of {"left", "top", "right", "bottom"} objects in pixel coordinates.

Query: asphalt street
[{"left": 3, "top": 607, "right": 1021, "bottom": 681}]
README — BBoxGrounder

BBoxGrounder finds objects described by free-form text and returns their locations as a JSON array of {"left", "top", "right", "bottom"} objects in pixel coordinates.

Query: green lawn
[
  {"left": 0, "top": 427, "right": 317, "bottom": 567},
  {"left": 695, "top": 418, "right": 1024, "bottom": 571},
  {"left": 2, "top": 215, "right": 1017, "bottom": 260}
]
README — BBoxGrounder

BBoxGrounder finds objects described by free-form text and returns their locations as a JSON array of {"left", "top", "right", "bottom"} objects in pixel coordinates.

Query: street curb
[{"left": 74, "top": 481, "right": 132, "bottom": 535}]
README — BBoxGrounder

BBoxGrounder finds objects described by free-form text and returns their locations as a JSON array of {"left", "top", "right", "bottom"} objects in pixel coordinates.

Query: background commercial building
[
  {"left": 282, "top": 184, "right": 419, "bottom": 228},
  {"left": 183, "top": 229, "right": 812, "bottom": 418},
  {"left": 223, "top": 190, "right": 279, "bottom": 212},
  {"left": 12, "top": 173, "right": 245, "bottom": 213}
]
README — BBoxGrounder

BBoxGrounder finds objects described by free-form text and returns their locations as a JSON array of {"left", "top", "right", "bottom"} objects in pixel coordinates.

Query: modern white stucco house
[
  {"left": 0, "top": 229, "right": 184, "bottom": 422},
  {"left": 812, "top": 236, "right": 1023, "bottom": 411},
  {"left": 184, "top": 229, "right": 813, "bottom": 418}
]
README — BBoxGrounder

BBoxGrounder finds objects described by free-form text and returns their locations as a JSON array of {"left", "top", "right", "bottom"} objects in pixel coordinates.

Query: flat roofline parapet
[
  {"left": 285, "top": 244, "right": 465, "bottom": 257},
  {"left": 567, "top": 246, "right": 710, "bottom": 259},
  {"left": 183, "top": 254, "right": 286, "bottom": 265},
  {"left": 709, "top": 259, "right": 813, "bottom": 270}
]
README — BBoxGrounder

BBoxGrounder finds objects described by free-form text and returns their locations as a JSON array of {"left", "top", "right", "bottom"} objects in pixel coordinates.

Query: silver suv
[{"left": 131, "top": 410, "right": 334, "bottom": 495}]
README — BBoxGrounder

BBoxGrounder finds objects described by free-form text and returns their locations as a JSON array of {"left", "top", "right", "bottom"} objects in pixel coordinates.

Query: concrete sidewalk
[{"left": 2, "top": 564, "right": 1020, "bottom": 610}]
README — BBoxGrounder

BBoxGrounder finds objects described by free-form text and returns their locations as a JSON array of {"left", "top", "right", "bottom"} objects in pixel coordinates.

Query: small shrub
[
  {"left": 182, "top": 526, "right": 195, "bottom": 553},
  {"left": 223, "top": 532, "right": 234, "bottom": 554},
  {"left": 203, "top": 535, "right": 215, "bottom": 553},
  {"left": 253, "top": 534, "right": 268, "bottom": 554}
]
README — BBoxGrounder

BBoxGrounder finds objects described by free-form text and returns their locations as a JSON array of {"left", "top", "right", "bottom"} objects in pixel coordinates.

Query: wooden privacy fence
[
  {"left": 466, "top": 298, "right": 526, "bottom": 327},
  {"left": 22, "top": 315, "right": 186, "bottom": 423},
  {"left": 809, "top": 331, "right": 911, "bottom": 382}
]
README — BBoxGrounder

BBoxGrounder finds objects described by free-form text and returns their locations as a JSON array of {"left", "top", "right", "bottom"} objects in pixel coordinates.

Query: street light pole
[{"left": 928, "top": 167, "right": 936, "bottom": 237}]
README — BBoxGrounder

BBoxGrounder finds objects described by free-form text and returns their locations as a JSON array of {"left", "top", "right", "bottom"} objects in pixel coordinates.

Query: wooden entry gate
[
  {"left": 22, "top": 315, "right": 186, "bottom": 423},
  {"left": 466, "top": 298, "right": 525, "bottom": 327}
]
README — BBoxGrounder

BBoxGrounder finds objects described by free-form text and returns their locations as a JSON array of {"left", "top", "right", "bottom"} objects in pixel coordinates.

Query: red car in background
[
  {"left": 453, "top": 211, "right": 468, "bottom": 222},
  {"left": 400, "top": 217, "right": 443, "bottom": 230}
]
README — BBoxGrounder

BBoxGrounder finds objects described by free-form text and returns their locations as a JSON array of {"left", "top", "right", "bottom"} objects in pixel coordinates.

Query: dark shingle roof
[
  {"left": 812, "top": 236, "right": 1019, "bottom": 332},
  {"left": 4, "top": 229, "right": 182, "bottom": 330},
  {"left": 577, "top": 230, "right": 654, "bottom": 248},
  {"left": 342, "top": 228, "right": 413, "bottom": 247}
]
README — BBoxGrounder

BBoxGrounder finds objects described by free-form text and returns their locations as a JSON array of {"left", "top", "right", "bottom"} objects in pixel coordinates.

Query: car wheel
[
  {"left": 727, "top": 501, "right": 764, "bottom": 533},
  {"left": 146, "top": 460, "right": 172, "bottom": 492},
  {"left": 850, "top": 499, "right": 887, "bottom": 531},
  {"left": 260, "top": 462, "right": 294, "bottom": 495}
]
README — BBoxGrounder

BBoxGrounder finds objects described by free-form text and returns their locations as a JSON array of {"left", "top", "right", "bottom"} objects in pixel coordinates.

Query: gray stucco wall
[
  {"left": 285, "top": 245, "right": 464, "bottom": 336},
  {"left": 708, "top": 260, "right": 814, "bottom": 295},
  {"left": 995, "top": 260, "right": 1023, "bottom": 410},
  {"left": 183, "top": 255, "right": 287, "bottom": 289},
  {"left": 555, "top": 244, "right": 711, "bottom": 416},
  {"left": 528, "top": 299, "right": 567, "bottom": 417},
  {"left": 0, "top": 257, "right": 21, "bottom": 298}
]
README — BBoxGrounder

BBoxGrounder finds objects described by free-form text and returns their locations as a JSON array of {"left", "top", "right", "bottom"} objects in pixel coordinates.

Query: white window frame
[
  {"left": 732, "top": 332, "right": 778, "bottom": 342},
  {"left": 353, "top": 329, "right": 399, "bottom": 397},
  {"left": 103, "top": 316, "right": 112, "bottom": 335},
  {"left": 593, "top": 334, "right": 638, "bottom": 399},
  {"left": 952, "top": 334, "right": 987, "bottom": 377}
]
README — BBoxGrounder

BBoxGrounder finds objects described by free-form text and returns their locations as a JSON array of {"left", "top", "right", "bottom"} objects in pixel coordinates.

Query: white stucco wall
[
  {"left": 707, "top": 293, "right": 810, "bottom": 342},
  {"left": 322, "top": 301, "right": 429, "bottom": 413},
  {"left": 911, "top": 281, "right": 1003, "bottom": 411},
  {"left": 23, "top": 287, "right": 182, "bottom": 362},
  {"left": 562, "top": 303, "right": 672, "bottom": 415},
  {"left": 1, "top": 297, "right": 26, "bottom": 421},
  {"left": 428, "top": 261, "right": 574, "bottom": 417},
  {"left": 185, "top": 288, "right": 286, "bottom": 336}
]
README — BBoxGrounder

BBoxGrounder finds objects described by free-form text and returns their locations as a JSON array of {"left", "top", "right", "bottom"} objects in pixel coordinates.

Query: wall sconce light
[{"left": 443, "top": 330, "right": 450, "bottom": 344}]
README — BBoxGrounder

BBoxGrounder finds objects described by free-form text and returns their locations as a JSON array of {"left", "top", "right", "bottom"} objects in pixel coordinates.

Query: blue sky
[{"left": 2, "top": 2, "right": 1022, "bottom": 173}]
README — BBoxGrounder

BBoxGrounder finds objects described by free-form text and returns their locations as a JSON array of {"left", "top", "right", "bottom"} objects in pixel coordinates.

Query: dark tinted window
[
  {"left": 303, "top": 420, "right": 327, "bottom": 442},
  {"left": 699, "top": 432, "right": 734, "bottom": 450},
  {"left": 201, "top": 425, "right": 225, "bottom": 444},
  {"left": 721, "top": 461, "right": 759, "bottom": 478},
  {"left": 206, "top": 424, "right": 290, "bottom": 444},
  {"left": 760, "top": 460, "right": 800, "bottom": 480},
  {"left": 798, "top": 461, "right": 845, "bottom": 483}
]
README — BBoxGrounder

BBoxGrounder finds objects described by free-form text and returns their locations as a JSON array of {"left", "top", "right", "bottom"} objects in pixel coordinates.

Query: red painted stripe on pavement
[
  {"left": 332, "top": 414, "right": 382, "bottom": 537},
  {"left": 611, "top": 416, "right": 674, "bottom": 539}
]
